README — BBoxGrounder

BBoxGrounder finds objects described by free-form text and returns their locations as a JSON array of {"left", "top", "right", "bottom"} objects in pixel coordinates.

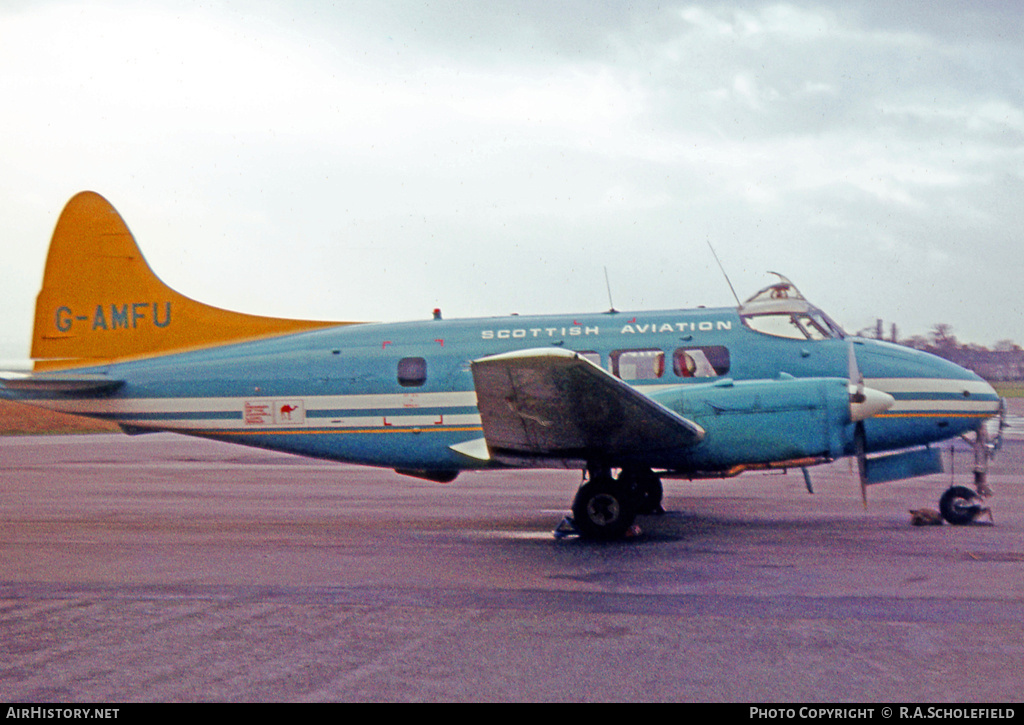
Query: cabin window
[
  {"left": 611, "top": 349, "right": 665, "bottom": 380},
  {"left": 397, "top": 357, "right": 427, "bottom": 387},
  {"left": 673, "top": 346, "right": 730, "bottom": 377},
  {"left": 575, "top": 351, "right": 602, "bottom": 368}
]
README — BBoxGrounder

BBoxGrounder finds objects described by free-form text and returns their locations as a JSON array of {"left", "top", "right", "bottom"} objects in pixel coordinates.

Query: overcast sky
[{"left": 2, "top": 0, "right": 1022, "bottom": 361}]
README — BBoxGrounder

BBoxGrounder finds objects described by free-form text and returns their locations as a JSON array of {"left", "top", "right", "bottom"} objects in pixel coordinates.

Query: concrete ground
[{"left": 0, "top": 403, "right": 1021, "bottom": 701}]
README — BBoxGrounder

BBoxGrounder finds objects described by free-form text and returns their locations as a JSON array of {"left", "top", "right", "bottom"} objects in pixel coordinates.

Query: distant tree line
[{"left": 857, "top": 321, "right": 1024, "bottom": 381}]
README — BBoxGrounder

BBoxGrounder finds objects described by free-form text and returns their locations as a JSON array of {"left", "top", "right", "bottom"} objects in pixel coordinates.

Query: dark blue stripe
[
  {"left": 91, "top": 411, "right": 242, "bottom": 421},
  {"left": 307, "top": 405, "right": 479, "bottom": 419}
]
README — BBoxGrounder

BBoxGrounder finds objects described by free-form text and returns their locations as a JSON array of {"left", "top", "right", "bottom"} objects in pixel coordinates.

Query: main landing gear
[{"left": 569, "top": 465, "right": 665, "bottom": 540}]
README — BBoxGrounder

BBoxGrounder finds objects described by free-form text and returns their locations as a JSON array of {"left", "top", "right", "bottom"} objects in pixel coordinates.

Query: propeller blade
[
  {"left": 847, "top": 340, "right": 865, "bottom": 402},
  {"left": 855, "top": 421, "right": 868, "bottom": 508}
]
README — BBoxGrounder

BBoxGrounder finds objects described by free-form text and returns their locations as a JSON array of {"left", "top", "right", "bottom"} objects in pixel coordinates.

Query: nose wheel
[
  {"left": 939, "top": 485, "right": 984, "bottom": 526},
  {"left": 936, "top": 423, "right": 997, "bottom": 526}
]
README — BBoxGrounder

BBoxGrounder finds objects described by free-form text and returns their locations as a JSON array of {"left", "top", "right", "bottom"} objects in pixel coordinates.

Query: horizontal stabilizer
[
  {"left": 470, "top": 348, "right": 704, "bottom": 466},
  {"left": 0, "top": 372, "right": 123, "bottom": 394}
]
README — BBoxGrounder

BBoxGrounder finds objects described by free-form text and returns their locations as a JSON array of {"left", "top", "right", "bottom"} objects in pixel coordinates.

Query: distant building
[
  {"left": 859, "top": 319, "right": 1024, "bottom": 382},
  {"left": 932, "top": 349, "right": 1024, "bottom": 382}
]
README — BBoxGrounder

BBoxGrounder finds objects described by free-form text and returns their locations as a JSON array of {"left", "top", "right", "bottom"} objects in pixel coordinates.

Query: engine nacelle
[{"left": 648, "top": 377, "right": 865, "bottom": 472}]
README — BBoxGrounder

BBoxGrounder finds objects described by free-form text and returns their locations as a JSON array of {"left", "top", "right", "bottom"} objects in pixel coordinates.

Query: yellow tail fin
[{"left": 32, "top": 191, "right": 354, "bottom": 370}]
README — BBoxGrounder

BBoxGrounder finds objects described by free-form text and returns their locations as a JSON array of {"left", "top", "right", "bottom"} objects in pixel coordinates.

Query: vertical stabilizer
[{"left": 32, "top": 192, "right": 352, "bottom": 370}]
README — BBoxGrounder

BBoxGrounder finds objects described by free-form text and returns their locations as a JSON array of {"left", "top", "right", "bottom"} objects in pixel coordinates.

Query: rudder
[{"left": 32, "top": 191, "right": 350, "bottom": 370}]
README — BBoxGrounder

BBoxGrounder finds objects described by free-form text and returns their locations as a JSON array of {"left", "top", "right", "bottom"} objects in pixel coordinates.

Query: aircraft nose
[
  {"left": 849, "top": 384, "right": 895, "bottom": 423},
  {"left": 979, "top": 379, "right": 1004, "bottom": 421},
  {"left": 958, "top": 377, "right": 1002, "bottom": 416}
]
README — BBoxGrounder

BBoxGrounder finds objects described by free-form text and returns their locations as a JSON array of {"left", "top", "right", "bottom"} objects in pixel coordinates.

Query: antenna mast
[
  {"left": 604, "top": 266, "right": 617, "bottom": 313},
  {"left": 706, "top": 239, "right": 741, "bottom": 307}
]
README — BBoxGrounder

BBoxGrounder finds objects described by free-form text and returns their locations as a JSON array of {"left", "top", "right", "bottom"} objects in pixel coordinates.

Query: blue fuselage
[{"left": 12, "top": 306, "right": 1000, "bottom": 475}]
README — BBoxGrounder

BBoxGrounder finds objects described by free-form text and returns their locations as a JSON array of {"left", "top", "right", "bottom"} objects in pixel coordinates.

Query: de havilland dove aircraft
[{"left": 0, "top": 192, "right": 1008, "bottom": 539}]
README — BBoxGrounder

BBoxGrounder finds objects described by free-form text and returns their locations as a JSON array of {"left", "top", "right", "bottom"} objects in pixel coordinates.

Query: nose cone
[
  {"left": 979, "top": 379, "right": 1002, "bottom": 414},
  {"left": 851, "top": 338, "right": 1003, "bottom": 429},
  {"left": 849, "top": 384, "right": 896, "bottom": 422}
]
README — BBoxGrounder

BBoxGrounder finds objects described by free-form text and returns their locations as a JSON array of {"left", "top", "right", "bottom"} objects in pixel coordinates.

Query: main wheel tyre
[
  {"left": 622, "top": 467, "right": 664, "bottom": 515},
  {"left": 939, "top": 485, "right": 981, "bottom": 526},
  {"left": 572, "top": 478, "right": 637, "bottom": 540}
]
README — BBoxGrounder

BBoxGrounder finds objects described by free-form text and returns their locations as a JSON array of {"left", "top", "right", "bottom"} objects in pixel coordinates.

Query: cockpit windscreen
[
  {"left": 742, "top": 311, "right": 845, "bottom": 340},
  {"left": 737, "top": 274, "right": 846, "bottom": 341}
]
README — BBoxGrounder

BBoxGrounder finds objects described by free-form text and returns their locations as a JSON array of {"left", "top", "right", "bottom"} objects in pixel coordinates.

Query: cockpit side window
[{"left": 742, "top": 312, "right": 844, "bottom": 341}]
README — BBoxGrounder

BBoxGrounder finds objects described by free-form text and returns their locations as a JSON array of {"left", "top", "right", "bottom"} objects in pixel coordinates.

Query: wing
[{"left": 468, "top": 348, "right": 704, "bottom": 466}]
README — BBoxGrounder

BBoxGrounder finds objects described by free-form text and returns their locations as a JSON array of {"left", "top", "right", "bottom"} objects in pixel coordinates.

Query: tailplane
[{"left": 32, "top": 191, "right": 354, "bottom": 370}]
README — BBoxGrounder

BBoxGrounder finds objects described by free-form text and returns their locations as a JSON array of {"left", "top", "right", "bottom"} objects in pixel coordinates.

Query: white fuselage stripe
[
  {"left": 29, "top": 376, "right": 999, "bottom": 430},
  {"left": 31, "top": 390, "right": 479, "bottom": 415},
  {"left": 864, "top": 378, "right": 995, "bottom": 395},
  {"left": 882, "top": 400, "right": 1000, "bottom": 413}
]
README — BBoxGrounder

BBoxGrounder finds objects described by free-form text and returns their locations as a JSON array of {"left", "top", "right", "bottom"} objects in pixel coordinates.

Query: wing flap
[{"left": 470, "top": 348, "right": 704, "bottom": 465}]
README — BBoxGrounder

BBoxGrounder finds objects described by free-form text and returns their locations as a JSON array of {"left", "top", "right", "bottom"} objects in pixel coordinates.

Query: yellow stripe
[{"left": 877, "top": 412, "right": 992, "bottom": 419}]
